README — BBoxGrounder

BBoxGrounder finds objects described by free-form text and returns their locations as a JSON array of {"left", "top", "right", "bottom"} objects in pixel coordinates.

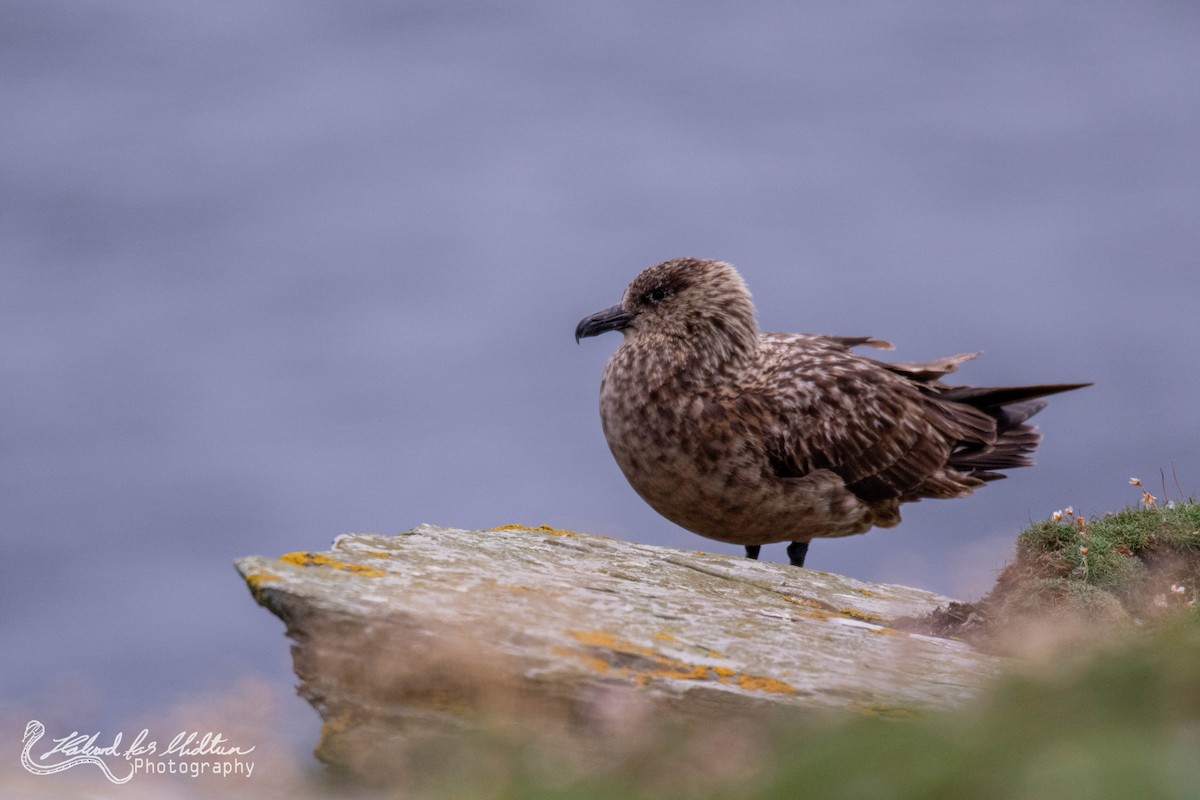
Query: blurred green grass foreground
[{"left": 410, "top": 500, "right": 1200, "bottom": 800}]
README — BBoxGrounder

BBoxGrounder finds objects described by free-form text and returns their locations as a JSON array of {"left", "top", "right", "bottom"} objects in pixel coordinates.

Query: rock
[{"left": 236, "top": 524, "right": 1004, "bottom": 780}]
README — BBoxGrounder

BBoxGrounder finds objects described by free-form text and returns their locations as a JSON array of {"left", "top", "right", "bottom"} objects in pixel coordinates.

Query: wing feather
[{"left": 749, "top": 334, "right": 995, "bottom": 503}]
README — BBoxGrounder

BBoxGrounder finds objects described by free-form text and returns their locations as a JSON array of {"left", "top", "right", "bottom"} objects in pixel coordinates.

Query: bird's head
[{"left": 575, "top": 258, "right": 759, "bottom": 366}]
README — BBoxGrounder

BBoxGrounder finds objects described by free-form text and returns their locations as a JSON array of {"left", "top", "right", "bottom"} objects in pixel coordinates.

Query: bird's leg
[
  {"left": 744, "top": 545, "right": 761, "bottom": 560},
  {"left": 786, "top": 541, "right": 809, "bottom": 568}
]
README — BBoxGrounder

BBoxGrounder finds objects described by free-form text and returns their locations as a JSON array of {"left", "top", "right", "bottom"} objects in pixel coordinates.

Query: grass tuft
[{"left": 899, "top": 484, "right": 1200, "bottom": 651}]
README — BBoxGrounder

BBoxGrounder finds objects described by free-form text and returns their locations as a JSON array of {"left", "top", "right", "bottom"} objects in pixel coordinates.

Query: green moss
[{"left": 989, "top": 502, "right": 1200, "bottom": 627}]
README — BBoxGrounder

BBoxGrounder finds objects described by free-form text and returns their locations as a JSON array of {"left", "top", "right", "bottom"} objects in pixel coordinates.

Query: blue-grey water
[{"left": 3, "top": 0, "right": 1199, "bottom": 768}]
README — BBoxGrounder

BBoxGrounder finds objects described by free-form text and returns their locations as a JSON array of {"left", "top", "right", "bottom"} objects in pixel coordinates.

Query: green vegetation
[
  {"left": 986, "top": 499, "right": 1200, "bottom": 631},
  {"left": 907, "top": 500, "right": 1200, "bottom": 648}
]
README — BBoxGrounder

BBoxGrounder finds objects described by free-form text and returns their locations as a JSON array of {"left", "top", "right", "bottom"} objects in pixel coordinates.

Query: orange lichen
[
  {"left": 569, "top": 629, "right": 649, "bottom": 653},
  {"left": 562, "top": 629, "right": 797, "bottom": 695},
  {"left": 783, "top": 595, "right": 832, "bottom": 611},
  {"left": 781, "top": 596, "right": 838, "bottom": 621},
  {"left": 278, "top": 551, "right": 386, "bottom": 578},
  {"left": 320, "top": 711, "right": 357, "bottom": 739},
  {"left": 490, "top": 523, "right": 580, "bottom": 537},
  {"left": 639, "top": 665, "right": 710, "bottom": 685},
  {"left": 552, "top": 646, "right": 611, "bottom": 674},
  {"left": 243, "top": 570, "right": 282, "bottom": 602},
  {"left": 839, "top": 607, "right": 884, "bottom": 624},
  {"left": 778, "top": 594, "right": 887, "bottom": 625},
  {"left": 653, "top": 631, "right": 681, "bottom": 643},
  {"left": 735, "top": 675, "right": 798, "bottom": 695}
]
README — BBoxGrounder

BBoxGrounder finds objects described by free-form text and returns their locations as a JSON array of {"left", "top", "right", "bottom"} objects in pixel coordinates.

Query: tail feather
[
  {"left": 940, "top": 382, "right": 1090, "bottom": 479},
  {"left": 938, "top": 383, "right": 1091, "bottom": 410},
  {"left": 994, "top": 399, "right": 1048, "bottom": 429}
]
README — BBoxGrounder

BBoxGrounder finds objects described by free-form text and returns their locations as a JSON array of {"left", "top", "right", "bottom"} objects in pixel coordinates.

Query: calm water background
[{"left": 3, "top": 0, "right": 1198, "bottom": 756}]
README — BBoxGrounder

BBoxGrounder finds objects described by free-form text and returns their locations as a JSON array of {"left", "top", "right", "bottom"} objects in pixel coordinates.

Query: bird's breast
[{"left": 600, "top": 355, "right": 762, "bottom": 492}]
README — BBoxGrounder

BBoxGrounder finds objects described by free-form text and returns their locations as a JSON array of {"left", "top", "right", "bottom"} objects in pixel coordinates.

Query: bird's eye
[{"left": 646, "top": 287, "right": 670, "bottom": 304}]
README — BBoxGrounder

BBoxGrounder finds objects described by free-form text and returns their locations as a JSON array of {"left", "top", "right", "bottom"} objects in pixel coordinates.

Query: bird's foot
[
  {"left": 787, "top": 541, "right": 809, "bottom": 568},
  {"left": 744, "top": 545, "right": 761, "bottom": 560}
]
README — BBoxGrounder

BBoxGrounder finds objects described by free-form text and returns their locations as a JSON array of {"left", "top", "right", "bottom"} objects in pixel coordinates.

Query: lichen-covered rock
[{"left": 236, "top": 524, "right": 1004, "bottom": 780}]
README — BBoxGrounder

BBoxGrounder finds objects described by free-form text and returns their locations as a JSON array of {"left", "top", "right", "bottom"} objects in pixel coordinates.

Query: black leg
[
  {"left": 786, "top": 541, "right": 809, "bottom": 568},
  {"left": 744, "top": 545, "right": 761, "bottom": 560}
]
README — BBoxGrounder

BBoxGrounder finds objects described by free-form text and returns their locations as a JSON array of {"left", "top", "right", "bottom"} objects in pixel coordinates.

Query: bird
[{"left": 574, "top": 257, "right": 1088, "bottom": 569}]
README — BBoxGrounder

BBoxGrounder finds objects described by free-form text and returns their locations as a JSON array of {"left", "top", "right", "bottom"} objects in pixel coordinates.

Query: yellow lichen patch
[
  {"left": 871, "top": 627, "right": 903, "bottom": 636},
  {"left": 320, "top": 711, "right": 357, "bottom": 739},
  {"left": 278, "top": 551, "right": 386, "bottom": 578},
  {"left": 569, "top": 629, "right": 652, "bottom": 654},
  {"left": 243, "top": 570, "right": 282, "bottom": 602},
  {"left": 634, "top": 664, "right": 708, "bottom": 687},
  {"left": 784, "top": 595, "right": 835, "bottom": 612},
  {"left": 490, "top": 523, "right": 580, "bottom": 537},
  {"left": 364, "top": 550, "right": 392, "bottom": 559},
  {"left": 781, "top": 596, "right": 838, "bottom": 621},
  {"left": 653, "top": 631, "right": 681, "bottom": 643},
  {"left": 857, "top": 588, "right": 877, "bottom": 598},
  {"left": 735, "top": 675, "right": 798, "bottom": 695},
  {"left": 706, "top": 649, "right": 728, "bottom": 659},
  {"left": 566, "top": 630, "right": 708, "bottom": 685},
  {"left": 561, "top": 630, "right": 797, "bottom": 696},
  {"left": 552, "top": 646, "right": 612, "bottom": 674},
  {"left": 783, "top": 596, "right": 885, "bottom": 625}
]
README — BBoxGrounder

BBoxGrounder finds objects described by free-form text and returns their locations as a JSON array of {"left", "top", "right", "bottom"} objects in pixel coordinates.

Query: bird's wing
[
  {"left": 828, "top": 334, "right": 980, "bottom": 383},
  {"left": 741, "top": 334, "right": 996, "bottom": 502},
  {"left": 870, "top": 351, "right": 980, "bottom": 383}
]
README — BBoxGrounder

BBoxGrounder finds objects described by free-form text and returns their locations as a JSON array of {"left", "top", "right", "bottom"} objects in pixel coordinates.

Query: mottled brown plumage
[{"left": 575, "top": 257, "right": 1088, "bottom": 567}]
